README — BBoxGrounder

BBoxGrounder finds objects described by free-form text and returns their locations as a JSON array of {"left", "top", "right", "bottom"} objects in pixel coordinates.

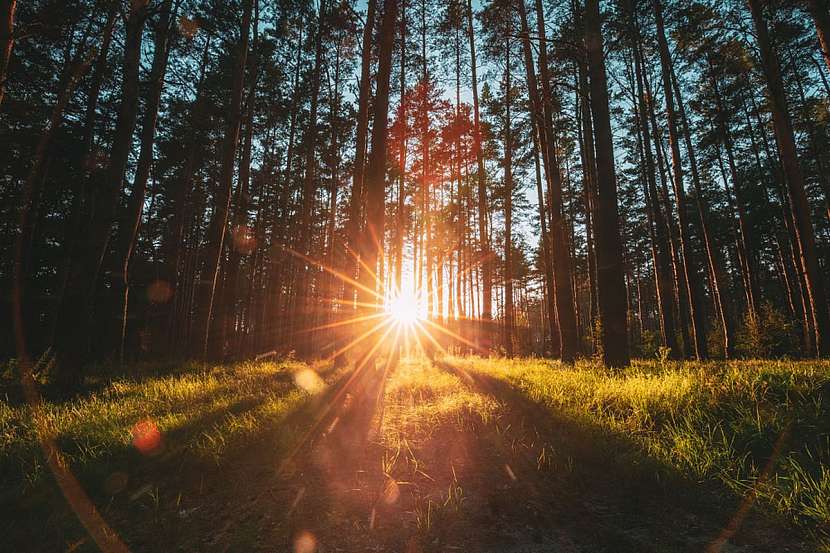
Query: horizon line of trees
[{"left": 3, "top": 0, "right": 830, "bottom": 385}]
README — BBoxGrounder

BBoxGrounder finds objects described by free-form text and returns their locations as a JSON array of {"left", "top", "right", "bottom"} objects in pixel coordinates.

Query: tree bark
[
  {"left": 808, "top": 0, "right": 830, "bottom": 76},
  {"left": 517, "top": 0, "right": 560, "bottom": 358},
  {"left": 629, "top": 12, "right": 677, "bottom": 356},
  {"left": 529, "top": 0, "right": 579, "bottom": 362},
  {"left": 503, "top": 22, "right": 514, "bottom": 357},
  {"left": 652, "top": 0, "right": 707, "bottom": 359},
  {"left": 116, "top": 0, "right": 177, "bottom": 363},
  {"left": 53, "top": 0, "right": 149, "bottom": 387},
  {"left": 748, "top": 0, "right": 830, "bottom": 356},
  {"left": 0, "top": 0, "right": 16, "bottom": 107},
  {"left": 338, "top": 0, "right": 375, "bottom": 365},
  {"left": 361, "top": 0, "right": 398, "bottom": 321},
  {"left": 670, "top": 64, "right": 732, "bottom": 357},
  {"left": 196, "top": 0, "right": 252, "bottom": 359},
  {"left": 467, "top": 0, "right": 493, "bottom": 348},
  {"left": 584, "top": 0, "right": 630, "bottom": 367},
  {"left": 295, "top": 0, "right": 327, "bottom": 356}
]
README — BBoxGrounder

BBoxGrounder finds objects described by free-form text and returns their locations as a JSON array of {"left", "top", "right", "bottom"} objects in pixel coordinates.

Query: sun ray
[
  {"left": 420, "top": 317, "right": 488, "bottom": 354},
  {"left": 299, "top": 312, "right": 386, "bottom": 333},
  {"left": 278, "top": 244, "right": 385, "bottom": 303},
  {"left": 278, "top": 321, "right": 397, "bottom": 477},
  {"left": 330, "top": 298, "right": 386, "bottom": 311},
  {"left": 414, "top": 320, "right": 450, "bottom": 357},
  {"left": 324, "top": 317, "right": 390, "bottom": 363}
]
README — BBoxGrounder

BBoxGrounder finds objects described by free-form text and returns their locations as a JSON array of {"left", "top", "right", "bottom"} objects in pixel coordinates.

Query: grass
[
  {"left": 1, "top": 353, "right": 827, "bottom": 551},
  {"left": 450, "top": 355, "right": 830, "bottom": 545}
]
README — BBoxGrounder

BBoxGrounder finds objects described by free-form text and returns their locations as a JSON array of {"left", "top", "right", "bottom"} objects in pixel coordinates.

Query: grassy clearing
[
  {"left": 378, "top": 357, "right": 501, "bottom": 541},
  {"left": 0, "top": 358, "right": 339, "bottom": 494},
  {"left": 451, "top": 355, "right": 830, "bottom": 545},
  {"left": 1, "top": 354, "right": 826, "bottom": 551}
]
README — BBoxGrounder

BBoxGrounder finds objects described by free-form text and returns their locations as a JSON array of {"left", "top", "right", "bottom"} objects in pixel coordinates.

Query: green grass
[
  {"left": 0, "top": 358, "right": 340, "bottom": 492},
  {"left": 450, "top": 355, "right": 830, "bottom": 544},
  {"left": 1, "top": 354, "right": 828, "bottom": 550}
]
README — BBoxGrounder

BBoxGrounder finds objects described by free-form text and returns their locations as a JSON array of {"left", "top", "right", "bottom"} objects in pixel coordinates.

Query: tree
[
  {"left": 53, "top": 0, "right": 150, "bottom": 387},
  {"left": 0, "top": 0, "right": 15, "bottom": 106},
  {"left": 747, "top": 0, "right": 830, "bottom": 357},
  {"left": 584, "top": 0, "right": 629, "bottom": 367},
  {"left": 196, "top": 0, "right": 253, "bottom": 359}
]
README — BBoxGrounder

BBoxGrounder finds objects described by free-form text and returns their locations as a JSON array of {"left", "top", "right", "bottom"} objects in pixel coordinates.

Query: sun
[{"left": 388, "top": 292, "right": 420, "bottom": 326}]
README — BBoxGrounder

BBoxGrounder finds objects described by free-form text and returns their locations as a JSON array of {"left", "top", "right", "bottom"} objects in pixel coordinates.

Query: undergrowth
[{"left": 451, "top": 355, "right": 830, "bottom": 545}]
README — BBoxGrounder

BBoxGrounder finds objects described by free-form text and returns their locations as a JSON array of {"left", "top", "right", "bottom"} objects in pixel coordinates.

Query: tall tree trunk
[
  {"left": 196, "top": 0, "right": 252, "bottom": 359},
  {"left": 338, "top": 0, "right": 375, "bottom": 365},
  {"left": 584, "top": 0, "right": 630, "bottom": 368},
  {"left": 0, "top": 0, "right": 16, "bottom": 107},
  {"left": 467, "top": 0, "right": 492, "bottom": 347},
  {"left": 808, "top": 0, "right": 830, "bottom": 76},
  {"left": 529, "top": 0, "right": 579, "bottom": 362},
  {"left": 670, "top": 64, "right": 732, "bottom": 357},
  {"left": 517, "top": 0, "right": 559, "bottom": 358},
  {"left": 116, "top": 0, "right": 177, "bottom": 363},
  {"left": 574, "top": 50, "right": 599, "bottom": 346},
  {"left": 272, "top": 23, "right": 304, "bottom": 350},
  {"left": 361, "top": 0, "right": 398, "bottom": 326},
  {"left": 162, "top": 34, "right": 211, "bottom": 350},
  {"left": 222, "top": 0, "right": 260, "bottom": 358},
  {"left": 629, "top": 13, "right": 678, "bottom": 356},
  {"left": 503, "top": 19, "right": 514, "bottom": 357},
  {"left": 295, "top": 0, "right": 326, "bottom": 356},
  {"left": 395, "top": 0, "right": 407, "bottom": 299},
  {"left": 748, "top": 0, "right": 830, "bottom": 356},
  {"left": 642, "top": 60, "right": 691, "bottom": 357},
  {"left": 712, "top": 72, "right": 759, "bottom": 323},
  {"left": 653, "top": 0, "right": 707, "bottom": 359},
  {"left": 322, "top": 29, "right": 343, "bottom": 335},
  {"left": 53, "top": 0, "right": 149, "bottom": 387}
]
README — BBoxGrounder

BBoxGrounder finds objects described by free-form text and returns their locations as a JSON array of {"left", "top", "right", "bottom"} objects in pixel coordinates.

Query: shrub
[{"left": 736, "top": 303, "right": 800, "bottom": 358}]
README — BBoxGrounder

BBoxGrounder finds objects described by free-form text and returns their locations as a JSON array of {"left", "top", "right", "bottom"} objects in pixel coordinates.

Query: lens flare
[{"left": 388, "top": 292, "right": 420, "bottom": 326}]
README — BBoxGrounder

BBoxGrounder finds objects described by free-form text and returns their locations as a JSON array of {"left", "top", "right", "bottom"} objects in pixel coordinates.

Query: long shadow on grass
[
  {"left": 274, "top": 356, "right": 396, "bottom": 552},
  {"left": 2, "top": 362, "right": 360, "bottom": 553},
  {"left": 433, "top": 359, "right": 814, "bottom": 553}
]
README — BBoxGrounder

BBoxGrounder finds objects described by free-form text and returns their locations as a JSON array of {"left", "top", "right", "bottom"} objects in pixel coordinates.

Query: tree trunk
[
  {"left": 652, "top": 0, "right": 707, "bottom": 359},
  {"left": 467, "top": 0, "right": 493, "bottom": 347},
  {"left": 361, "top": 0, "right": 398, "bottom": 324},
  {"left": 116, "top": 0, "right": 177, "bottom": 363},
  {"left": 808, "top": 0, "right": 830, "bottom": 76},
  {"left": 53, "top": 0, "right": 149, "bottom": 387},
  {"left": 517, "top": 0, "right": 559, "bottom": 358},
  {"left": 503, "top": 19, "right": 514, "bottom": 357},
  {"left": 338, "top": 0, "right": 375, "bottom": 364},
  {"left": 670, "top": 64, "right": 732, "bottom": 357},
  {"left": 748, "top": 0, "right": 830, "bottom": 356},
  {"left": 196, "top": 0, "right": 252, "bottom": 359},
  {"left": 584, "top": 0, "right": 630, "bottom": 368},
  {"left": 712, "top": 72, "right": 759, "bottom": 323},
  {"left": 294, "top": 0, "right": 326, "bottom": 356},
  {"left": 629, "top": 13, "right": 677, "bottom": 356},
  {"left": 529, "top": 0, "right": 579, "bottom": 362},
  {"left": 0, "top": 0, "right": 16, "bottom": 107}
]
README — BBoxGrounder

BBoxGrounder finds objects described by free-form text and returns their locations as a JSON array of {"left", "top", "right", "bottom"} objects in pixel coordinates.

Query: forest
[{"left": 2, "top": 0, "right": 830, "bottom": 551}]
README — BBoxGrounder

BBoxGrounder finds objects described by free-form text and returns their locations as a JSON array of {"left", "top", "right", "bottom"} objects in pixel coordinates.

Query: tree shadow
[
  {"left": 430, "top": 358, "right": 814, "bottom": 553},
  {"left": 2, "top": 361, "right": 366, "bottom": 552}
]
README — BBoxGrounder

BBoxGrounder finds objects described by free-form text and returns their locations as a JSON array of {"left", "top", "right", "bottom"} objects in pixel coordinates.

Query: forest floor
[{"left": 1, "top": 354, "right": 829, "bottom": 552}]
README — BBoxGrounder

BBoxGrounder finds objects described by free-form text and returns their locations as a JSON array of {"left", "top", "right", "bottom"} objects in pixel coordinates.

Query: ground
[{"left": 1, "top": 354, "right": 828, "bottom": 552}]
